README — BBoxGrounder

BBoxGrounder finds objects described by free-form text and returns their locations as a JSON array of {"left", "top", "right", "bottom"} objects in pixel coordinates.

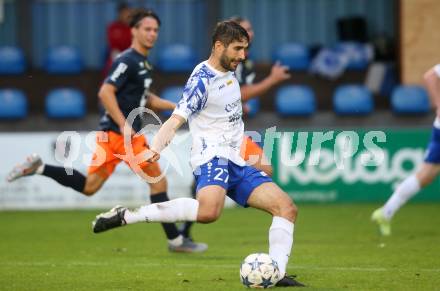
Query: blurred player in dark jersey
[
  {"left": 179, "top": 16, "right": 291, "bottom": 242},
  {"left": 7, "top": 8, "right": 207, "bottom": 253}
]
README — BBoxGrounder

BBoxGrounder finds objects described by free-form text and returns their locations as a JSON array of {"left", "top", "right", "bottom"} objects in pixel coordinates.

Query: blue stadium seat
[
  {"left": 45, "top": 88, "right": 86, "bottom": 118},
  {"left": 157, "top": 44, "right": 197, "bottom": 72},
  {"left": 245, "top": 98, "right": 260, "bottom": 118},
  {"left": 0, "top": 46, "right": 26, "bottom": 74},
  {"left": 334, "top": 42, "right": 371, "bottom": 70},
  {"left": 333, "top": 84, "right": 373, "bottom": 115},
  {"left": 275, "top": 85, "right": 316, "bottom": 116},
  {"left": 160, "top": 86, "right": 184, "bottom": 116},
  {"left": 272, "top": 43, "right": 310, "bottom": 70},
  {"left": 0, "top": 89, "right": 28, "bottom": 119},
  {"left": 391, "top": 85, "right": 429, "bottom": 114},
  {"left": 45, "top": 46, "right": 83, "bottom": 74}
]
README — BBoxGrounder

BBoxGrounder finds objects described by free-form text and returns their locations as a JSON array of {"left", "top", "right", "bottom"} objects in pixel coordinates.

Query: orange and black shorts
[{"left": 88, "top": 131, "right": 162, "bottom": 179}]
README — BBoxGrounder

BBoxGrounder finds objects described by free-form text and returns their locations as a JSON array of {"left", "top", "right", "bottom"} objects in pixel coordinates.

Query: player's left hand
[{"left": 269, "top": 61, "right": 291, "bottom": 84}]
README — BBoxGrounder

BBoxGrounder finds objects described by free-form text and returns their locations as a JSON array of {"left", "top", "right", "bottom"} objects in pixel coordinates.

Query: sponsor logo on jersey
[
  {"left": 110, "top": 63, "right": 128, "bottom": 82},
  {"left": 144, "top": 61, "right": 152, "bottom": 70},
  {"left": 228, "top": 112, "right": 241, "bottom": 123},
  {"left": 225, "top": 99, "right": 241, "bottom": 112},
  {"left": 219, "top": 80, "right": 234, "bottom": 91}
]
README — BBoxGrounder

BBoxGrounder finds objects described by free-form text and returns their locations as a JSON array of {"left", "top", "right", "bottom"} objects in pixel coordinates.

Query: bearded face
[{"left": 218, "top": 40, "right": 248, "bottom": 71}]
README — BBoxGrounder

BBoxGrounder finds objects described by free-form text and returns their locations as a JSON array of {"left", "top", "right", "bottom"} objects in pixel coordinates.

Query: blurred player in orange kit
[{"left": 7, "top": 8, "right": 207, "bottom": 254}]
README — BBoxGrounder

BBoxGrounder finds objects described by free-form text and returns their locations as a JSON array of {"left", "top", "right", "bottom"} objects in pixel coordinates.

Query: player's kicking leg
[
  {"left": 92, "top": 185, "right": 225, "bottom": 233},
  {"left": 244, "top": 177, "right": 304, "bottom": 287},
  {"left": 92, "top": 159, "right": 229, "bottom": 243},
  {"left": 92, "top": 171, "right": 213, "bottom": 254}
]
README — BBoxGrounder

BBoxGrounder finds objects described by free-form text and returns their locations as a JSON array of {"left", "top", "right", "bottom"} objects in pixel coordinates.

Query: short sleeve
[
  {"left": 104, "top": 57, "right": 133, "bottom": 89},
  {"left": 434, "top": 64, "right": 440, "bottom": 78},
  {"left": 173, "top": 77, "right": 208, "bottom": 120}
]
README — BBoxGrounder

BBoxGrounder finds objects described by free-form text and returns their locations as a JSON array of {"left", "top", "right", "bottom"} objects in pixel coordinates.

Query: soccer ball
[{"left": 239, "top": 253, "right": 280, "bottom": 288}]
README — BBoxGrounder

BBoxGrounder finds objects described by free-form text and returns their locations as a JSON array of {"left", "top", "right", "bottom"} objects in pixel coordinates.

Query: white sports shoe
[
  {"left": 371, "top": 207, "right": 391, "bottom": 236},
  {"left": 7, "top": 154, "right": 42, "bottom": 182},
  {"left": 168, "top": 238, "right": 208, "bottom": 253}
]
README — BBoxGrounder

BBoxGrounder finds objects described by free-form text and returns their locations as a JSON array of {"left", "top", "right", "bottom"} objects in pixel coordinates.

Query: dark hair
[
  {"left": 211, "top": 21, "right": 249, "bottom": 47},
  {"left": 129, "top": 8, "right": 161, "bottom": 28}
]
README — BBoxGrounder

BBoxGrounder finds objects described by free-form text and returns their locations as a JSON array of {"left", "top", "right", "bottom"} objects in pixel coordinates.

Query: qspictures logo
[{"left": 52, "top": 108, "right": 416, "bottom": 187}]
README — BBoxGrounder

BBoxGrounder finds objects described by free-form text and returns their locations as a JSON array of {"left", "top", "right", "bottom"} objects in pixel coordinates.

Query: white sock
[
  {"left": 36, "top": 164, "right": 45, "bottom": 175},
  {"left": 124, "top": 198, "right": 199, "bottom": 224},
  {"left": 168, "top": 235, "right": 184, "bottom": 247},
  {"left": 269, "top": 216, "right": 294, "bottom": 278},
  {"left": 434, "top": 117, "right": 440, "bottom": 129},
  {"left": 383, "top": 175, "right": 420, "bottom": 220}
]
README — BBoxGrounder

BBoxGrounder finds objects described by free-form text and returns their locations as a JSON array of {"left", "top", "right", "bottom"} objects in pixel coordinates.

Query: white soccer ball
[{"left": 239, "top": 253, "right": 280, "bottom": 288}]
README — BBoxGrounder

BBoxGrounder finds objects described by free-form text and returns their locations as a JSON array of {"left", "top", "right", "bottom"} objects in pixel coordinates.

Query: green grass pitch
[{"left": 1, "top": 204, "right": 439, "bottom": 290}]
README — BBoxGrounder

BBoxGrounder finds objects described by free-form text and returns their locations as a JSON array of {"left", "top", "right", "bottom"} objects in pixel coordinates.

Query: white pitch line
[{"left": 1, "top": 261, "right": 440, "bottom": 273}]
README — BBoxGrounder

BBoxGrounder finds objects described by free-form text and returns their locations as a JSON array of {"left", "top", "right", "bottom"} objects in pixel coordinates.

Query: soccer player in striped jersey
[
  {"left": 93, "top": 20, "right": 305, "bottom": 287},
  {"left": 179, "top": 16, "right": 291, "bottom": 242}
]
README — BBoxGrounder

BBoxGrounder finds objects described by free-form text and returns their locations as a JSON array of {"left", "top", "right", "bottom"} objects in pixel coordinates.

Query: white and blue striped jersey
[{"left": 173, "top": 61, "right": 245, "bottom": 170}]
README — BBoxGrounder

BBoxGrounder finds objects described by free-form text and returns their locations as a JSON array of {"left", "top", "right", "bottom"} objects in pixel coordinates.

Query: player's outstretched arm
[
  {"left": 241, "top": 62, "right": 291, "bottom": 102},
  {"left": 424, "top": 65, "right": 440, "bottom": 115},
  {"left": 146, "top": 93, "right": 176, "bottom": 111},
  {"left": 148, "top": 114, "right": 186, "bottom": 162}
]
